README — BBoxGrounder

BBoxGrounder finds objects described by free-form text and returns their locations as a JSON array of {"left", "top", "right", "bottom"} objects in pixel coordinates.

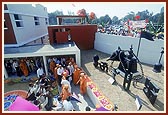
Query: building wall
[
  {"left": 4, "top": 4, "right": 48, "bottom": 47},
  {"left": 94, "top": 33, "right": 165, "bottom": 66},
  {"left": 25, "top": 36, "right": 49, "bottom": 46},
  {"left": 4, "top": 13, "right": 17, "bottom": 44},
  {"left": 6, "top": 4, "right": 48, "bottom": 17},
  {"left": 48, "top": 25, "right": 97, "bottom": 50}
]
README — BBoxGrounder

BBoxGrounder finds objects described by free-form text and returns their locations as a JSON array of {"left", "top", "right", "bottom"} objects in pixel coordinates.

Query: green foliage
[
  {"left": 48, "top": 7, "right": 164, "bottom": 28},
  {"left": 48, "top": 10, "right": 63, "bottom": 25},
  {"left": 111, "top": 16, "right": 119, "bottom": 25},
  {"left": 158, "top": 12, "right": 164, "bottom": 25},
  {"left": 147, "top": 21, "right": 164, "bottom": 38},
  {"left": 99, "top": 15, "right": 111, "bottom": 26}
]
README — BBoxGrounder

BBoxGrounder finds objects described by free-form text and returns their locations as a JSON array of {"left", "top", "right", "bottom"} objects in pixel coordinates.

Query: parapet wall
[
  {"left": 94, "top": 33, "right": 164, "bottom": 66},
  {"left": 48, "top": 24, "right": 97, "bottom": 50}
]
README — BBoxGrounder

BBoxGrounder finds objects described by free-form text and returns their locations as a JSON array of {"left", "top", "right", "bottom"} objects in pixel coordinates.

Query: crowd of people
[
  {"left": 4, "top": 57, "right": 43, "bottom": 77},
  {"left": 25, "top": 56, "right": 89, "bottom": 111},
  {"left": 98, "top": 25, "right": 142, "bottom": 38}
]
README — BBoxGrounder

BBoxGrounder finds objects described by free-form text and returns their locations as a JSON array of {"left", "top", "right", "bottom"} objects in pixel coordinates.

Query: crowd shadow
[{"left": 71, "top": 83, "right": 95, "bottom": 111}]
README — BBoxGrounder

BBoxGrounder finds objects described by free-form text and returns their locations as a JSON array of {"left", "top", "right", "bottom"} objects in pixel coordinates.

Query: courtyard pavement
[{"left": 80, "top": 49, "right": 165, "bottom": 112}]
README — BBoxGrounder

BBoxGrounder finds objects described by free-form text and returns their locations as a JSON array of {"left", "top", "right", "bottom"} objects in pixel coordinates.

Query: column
[
  {"left": 43, "top": 56, "right": 48, "bottom": 76},
  {"left": 76, "top": 50, "right": 81, "bottom": 67},
  {"left": 4, "top": 66, "right": 8, "bottom": 79},
  {"left": 57, "top": 18, "right": 59, "bottom": 25}
]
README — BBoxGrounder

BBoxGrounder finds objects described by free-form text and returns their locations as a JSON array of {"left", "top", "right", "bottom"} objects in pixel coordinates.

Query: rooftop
[{"left": 4, "top": 42, "right": 75, "bottom": 55}]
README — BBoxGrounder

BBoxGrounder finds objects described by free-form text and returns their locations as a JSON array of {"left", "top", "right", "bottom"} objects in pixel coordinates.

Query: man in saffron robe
[
  {"left": 76, "top": 72, "right": 87, "bottom": 95},
  {"left": 73, "top": 64, "right": 83, "bottom": 85},
  {"left": 19, "top": 59, "right": 29, "bottom": 77},
  {"left": 49, "top": 59, "right": 56, "bottom": 75}
]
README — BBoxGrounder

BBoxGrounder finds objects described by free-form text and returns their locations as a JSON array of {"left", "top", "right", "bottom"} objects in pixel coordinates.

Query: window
[
  {"left": 45, "top": 18, "right": 48, "bottom": 25},
  {"left": 34, "top": 40, "right": 36, "bottom": 43},
  {"left": 14, "top": 14, "right": 23, "bottom": 27},
  {"left": 4, "top": 20, "right": 8, "bottom": 30},
  {"left": 34, "top": 16, "right": 40, "bottom": 25}
]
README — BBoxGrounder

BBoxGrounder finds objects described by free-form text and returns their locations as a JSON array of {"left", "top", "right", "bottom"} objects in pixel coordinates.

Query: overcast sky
[{"left": 40, "top": 2, "right": 165, "bottom": 19}]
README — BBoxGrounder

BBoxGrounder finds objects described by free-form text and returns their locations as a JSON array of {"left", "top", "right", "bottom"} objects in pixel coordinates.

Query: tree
[
  {"left": 77, "top": 9, "right": 96, "bottom": 24},
  {"left": 160, "top": 7, "right": 164, "bottom": 13},
  {"left": 77, "top": 9, "right": 87, "bottom": 16},
  {"left": 68, "top": 10, "right": 75, "bottom": 15},
  {"left": 99, "top": 14, "right": 111, "bottom": 26},
  {"left": 125, "top": 11, "right": 135, "bottom": 21},
  {"left": 158, "top": 12, "right": 164, "bottom": 25},
  {"left": 47, "top": 6, "right": 164, "bottom": 30},
  {"left": 111, "top": 16, "right": 119, "bottom": 25},
  {"left": 91, "top": 18, "right": 99, "bottom": 24},
  {"left": 88, "top": 12, "right": 96, "bottom": 24},
  {"left": 158, "top": 7, "right": 164, "bottom": 25},
  {"left": 48, "top": 10, "right": 63, "bottom": 25},
  {"left": 136, "top": 10, "right": 152, "bottom": 20}
]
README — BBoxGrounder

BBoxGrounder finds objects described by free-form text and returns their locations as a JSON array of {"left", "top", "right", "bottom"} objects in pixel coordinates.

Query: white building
[
  {"left": 4, "top": 4, "right": 49, "bottom": 47},
  {"left": 3, "top": 4, "right": 81, "bottom": 79}
]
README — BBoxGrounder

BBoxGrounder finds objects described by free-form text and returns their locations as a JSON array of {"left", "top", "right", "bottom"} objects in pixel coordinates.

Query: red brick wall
[
  {"left": 48, "top": 25, "right": 97, "bottom": 50},
  {"left": 56, "top": 32, "right": 68, "bottom": 43},
  {"left": 4, "top": 13, "right": 17, "bottom": 44}
]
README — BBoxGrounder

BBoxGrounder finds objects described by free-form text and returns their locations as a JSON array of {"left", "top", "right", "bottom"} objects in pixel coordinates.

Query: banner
[{"left": 129, "top": 20, "right": 147, "bottom": 29}]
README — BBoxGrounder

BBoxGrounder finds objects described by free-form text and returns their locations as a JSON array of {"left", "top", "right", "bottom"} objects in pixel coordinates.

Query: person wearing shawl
[
  {"left": 53, "top": 64, "right": 59, "bottom": 83},
  {"left": 76, "top": 72, "right": 87, "bottom": 95},
  {"left": 60, "top": 84, "right": 71, "bottom": 100},
  {"left": 73, "top": 64, "right": 82, "bottom": 85},
  {"left": 49, "top": 59, "right": 56, "bottom": 75},
  {"left": 19, "top": 59, "right": 29, "bottom": 77}
]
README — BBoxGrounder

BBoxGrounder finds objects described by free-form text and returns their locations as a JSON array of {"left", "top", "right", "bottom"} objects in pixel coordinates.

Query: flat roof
[
  {"left": 4, "top": 42, "right": 80, "bottom": 58},
  {"left": 56, "top": 15, "right": 86, "bottom": 18}
]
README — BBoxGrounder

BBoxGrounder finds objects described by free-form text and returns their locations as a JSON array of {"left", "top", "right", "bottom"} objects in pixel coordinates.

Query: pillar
[
  {"left": 4, "top": 66, "right": 8, "bottom": 79},
  {"left": 43, "top": 56, "right": 48, "bottom": 76},
  {"left": 75, "top": 50, "right": 81, "bottom": 67}
]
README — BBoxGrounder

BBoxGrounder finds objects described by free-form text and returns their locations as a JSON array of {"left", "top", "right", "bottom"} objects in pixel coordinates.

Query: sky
[{"left": 40, "top": 2, "right": 165, "bottom": 19}]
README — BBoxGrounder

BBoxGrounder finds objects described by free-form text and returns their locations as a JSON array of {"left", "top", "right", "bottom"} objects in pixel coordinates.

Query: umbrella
[
  {"left": 9, "top": 96, "right": 40, "bottom": 111},
  {"left": 70, "top": 92, "right": 82, "bottom": 103},
  {"left": 95, "top": 106, "right": 109, "bottom": 111},
  {"left": 4, "top": 101, "right": 13, "bottom": 110}
]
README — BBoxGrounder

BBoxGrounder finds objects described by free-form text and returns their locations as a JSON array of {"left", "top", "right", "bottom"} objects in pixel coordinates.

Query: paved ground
[
  {"left": 4, "top": 49, "right": 165, "bottom": 112},
  {"left": 80, "top": 49, "right": 165, "bottom": 112}
]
